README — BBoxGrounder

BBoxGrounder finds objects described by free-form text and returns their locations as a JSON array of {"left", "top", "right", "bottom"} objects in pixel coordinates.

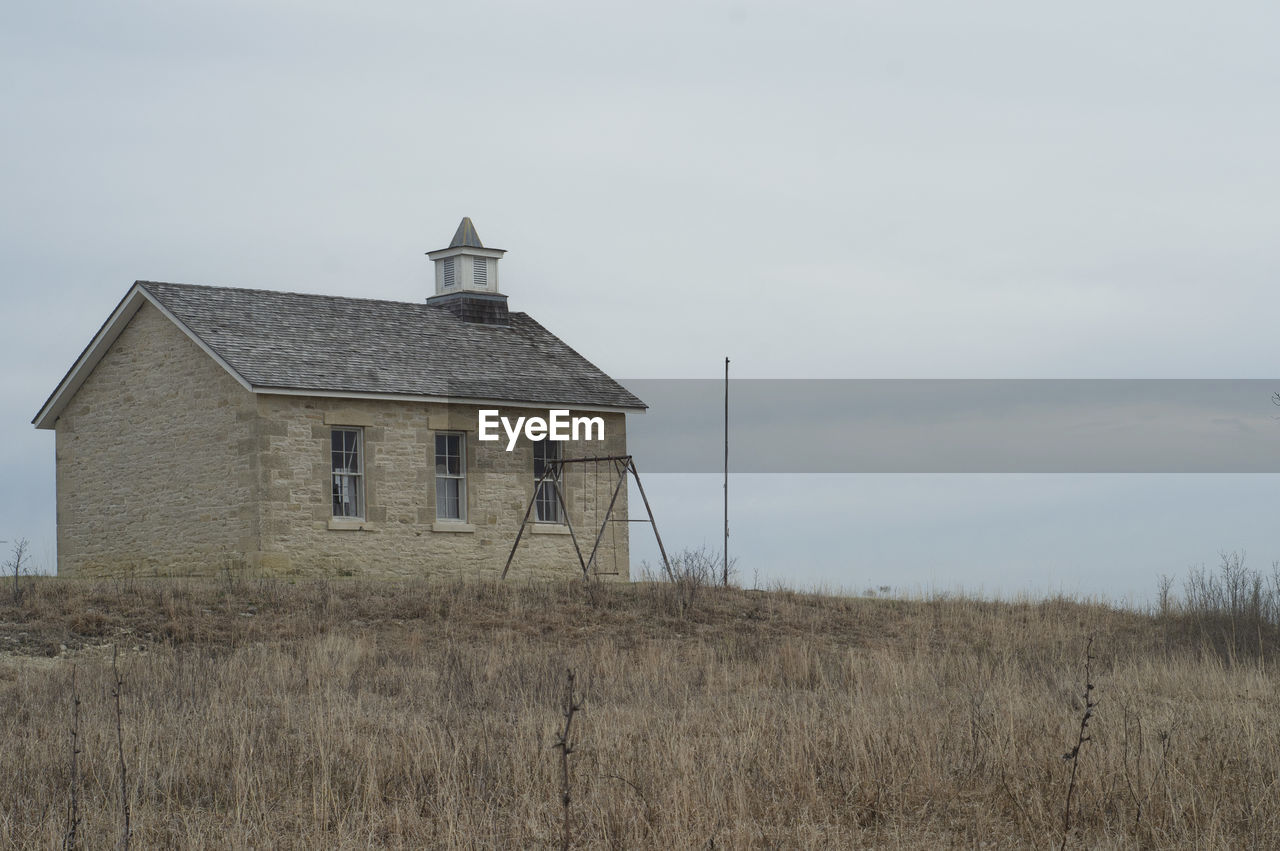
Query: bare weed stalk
[
  {"left": 62, "top": 666, "right": 81, "bottom": 851},
  {"left": 1120, "top": 701, "right": 1150, "bottom": 841},
  {"left": 112, "top": 646, "right": 130, "bottom": 851},
  {"left": 553, "top": 668, "right": 583, "bottom": 851},
  {"left": 1061, "top": 635, "right": 1098, "bottom": 850}
]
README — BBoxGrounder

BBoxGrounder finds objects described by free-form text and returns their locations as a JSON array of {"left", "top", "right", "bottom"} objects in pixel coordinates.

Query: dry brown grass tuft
[{"left": 1, "top": 576, "right": 1278, "bottom": 847}]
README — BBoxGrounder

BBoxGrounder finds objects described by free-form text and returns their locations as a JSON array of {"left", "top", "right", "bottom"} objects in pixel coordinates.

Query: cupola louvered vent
[
  {"left": 473, "top": 258, "right": 487, "bottom": 288},
  {"left": 443, "top": 257, "right": 456, "bottom": 288}
]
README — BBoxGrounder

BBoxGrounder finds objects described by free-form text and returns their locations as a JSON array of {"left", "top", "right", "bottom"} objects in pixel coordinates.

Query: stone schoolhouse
[{"left": 33, "top": 219, "right": 645, "bottom": 578}]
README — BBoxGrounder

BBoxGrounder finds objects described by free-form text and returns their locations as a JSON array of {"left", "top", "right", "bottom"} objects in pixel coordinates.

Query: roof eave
[{"left": 425, "top": 246, "right": 507, "bottom": 260}]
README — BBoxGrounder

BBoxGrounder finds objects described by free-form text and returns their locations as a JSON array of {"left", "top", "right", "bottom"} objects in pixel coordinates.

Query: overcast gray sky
[{"left": 3, "top": 2, "right": 1278, "bottom": 597}]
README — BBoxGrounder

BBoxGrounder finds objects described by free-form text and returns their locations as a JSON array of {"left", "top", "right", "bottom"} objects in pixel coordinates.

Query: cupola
[{"left": 425, "top": 218, "right": 510, "bottom": 324}]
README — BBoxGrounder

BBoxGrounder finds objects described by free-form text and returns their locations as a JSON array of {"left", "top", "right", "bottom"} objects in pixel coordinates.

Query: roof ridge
[{"left": 138, "top": 279, "right": 529, "bottom": 317}]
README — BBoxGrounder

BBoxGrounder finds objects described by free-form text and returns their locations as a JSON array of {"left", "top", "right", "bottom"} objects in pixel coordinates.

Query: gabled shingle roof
[{"left": 137, "top": 281, "right": 645, "bottom": 409}]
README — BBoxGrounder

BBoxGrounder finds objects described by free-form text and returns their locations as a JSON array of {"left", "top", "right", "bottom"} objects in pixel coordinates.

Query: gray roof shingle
[{"left": 139, "top": 281, "right": 645, "bottom": 410}]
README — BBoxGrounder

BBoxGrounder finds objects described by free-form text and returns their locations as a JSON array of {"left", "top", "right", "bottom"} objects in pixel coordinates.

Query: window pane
[
  {"left": 437, "top": 478, "right": 460, "bottom": 519},
  {"left": 333, "top": 473, "right": 361, "bottom": 517},
  {"left": 332, "top": 429, "right": 360, "bottom": 474},
  {"left": 536, "top": 481, "right": 560, "bottom": 523},
  {"left": 435, "top": 434, "right": 458, "bottom": 476},
  {"left": 345, "top": 432, "right": 360, "bottom": 472}
]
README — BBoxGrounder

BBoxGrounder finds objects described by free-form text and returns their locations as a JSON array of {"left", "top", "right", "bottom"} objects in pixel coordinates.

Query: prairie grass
[{"left": 1, "top": 575, "right": 1278, "bottom": 848}]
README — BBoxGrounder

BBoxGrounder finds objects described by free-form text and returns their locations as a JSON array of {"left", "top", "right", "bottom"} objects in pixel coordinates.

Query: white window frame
[
  {"left": 331, "top": 427, "right": 364, "bottom": 519},
  {"left": 435, "top": 431, "right": 467, "bottom": 521},
  {"left": 534, "top": 440, "right": 563, "bottom": 524}
]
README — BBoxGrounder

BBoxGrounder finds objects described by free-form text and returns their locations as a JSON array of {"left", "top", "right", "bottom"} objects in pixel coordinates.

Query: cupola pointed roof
[{"left": 450, "top": 217, "right": 484, "bottom": 248}]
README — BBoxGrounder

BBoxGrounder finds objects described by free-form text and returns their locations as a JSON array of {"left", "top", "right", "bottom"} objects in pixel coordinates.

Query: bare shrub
[
  {"left": 639, "top": 545, "right": 736, "bottom": 616},
  {"left": 1156, "top": 574, "right": 1175, "bottom": 618},
  {"left": 1158, "top": 551, "right": 1280, "bottom": 662},
  {"left": 6, "top": 538, "right": 29, "bottom": 605}
]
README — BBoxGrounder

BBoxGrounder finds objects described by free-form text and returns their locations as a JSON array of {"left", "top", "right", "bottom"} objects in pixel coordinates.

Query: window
[
  {"left": 331, "top": 428, "right": 364, "bottom": 518},
  {"left": 443, "top": 257, "right": 456, "bottom": 288},
  {"left": 534, "top": 440, "right": 562, "bottom": 523},
  {"left": 435, "top": 432, "right": 466, "bottom": 520},
  {"left": 473, "top": 257, "right": 488, "bottom": 289}
]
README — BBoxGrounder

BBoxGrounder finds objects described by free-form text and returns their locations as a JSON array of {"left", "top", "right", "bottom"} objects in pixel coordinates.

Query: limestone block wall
[
  {"left": 51, "top": 301, "right": 632, "bottom": 579},
  {"left": 54, "top": 303, "right": 259, "bottom": 576},
  {"left": 252, "top": 396, "right": 630, "bottom": 580}
]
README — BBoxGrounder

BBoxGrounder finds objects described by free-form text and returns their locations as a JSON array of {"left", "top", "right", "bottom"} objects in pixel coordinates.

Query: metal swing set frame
[{"left": 501, "top": 454, "right": 673, "bottom": 581}]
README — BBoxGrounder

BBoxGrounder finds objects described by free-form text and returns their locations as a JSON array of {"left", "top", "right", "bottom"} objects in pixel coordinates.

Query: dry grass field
[{"left": 2, "top": 569, "right": 1279, "bottom": 849}]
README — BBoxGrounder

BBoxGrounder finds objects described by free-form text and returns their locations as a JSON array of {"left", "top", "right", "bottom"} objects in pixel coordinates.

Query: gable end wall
[{"left": 54, "top": 302, "right": 259, "bottom": 576}]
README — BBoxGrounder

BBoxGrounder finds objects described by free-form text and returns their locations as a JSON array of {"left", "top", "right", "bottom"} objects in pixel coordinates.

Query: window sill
[
  {"left": 328, "top": 518, "right": 372, "bottom": 531},
  {"left": 531, "top": 524, "right": 571, "bottom": 535},
  {"left": 432, "top": 522, "right": 476, "bottom": 533}
]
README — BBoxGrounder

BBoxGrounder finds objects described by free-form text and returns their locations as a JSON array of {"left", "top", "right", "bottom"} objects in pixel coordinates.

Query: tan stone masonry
[{"left": 53, "top": 302, "right": 629, "bottom": 579}]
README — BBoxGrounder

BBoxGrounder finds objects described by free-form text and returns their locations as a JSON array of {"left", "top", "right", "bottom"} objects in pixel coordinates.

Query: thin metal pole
[
  {"left": 549, "top": 462, "right": 588, "bottom": 578},
  {"left": 630, "top": 458, "right": 673, "bottom": 582},
  {"left": 502, "top": 464, "right": 558, "bottom": 580},
  {"left": 723, "top": 356, "right": 729, "bottom": 587}
]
